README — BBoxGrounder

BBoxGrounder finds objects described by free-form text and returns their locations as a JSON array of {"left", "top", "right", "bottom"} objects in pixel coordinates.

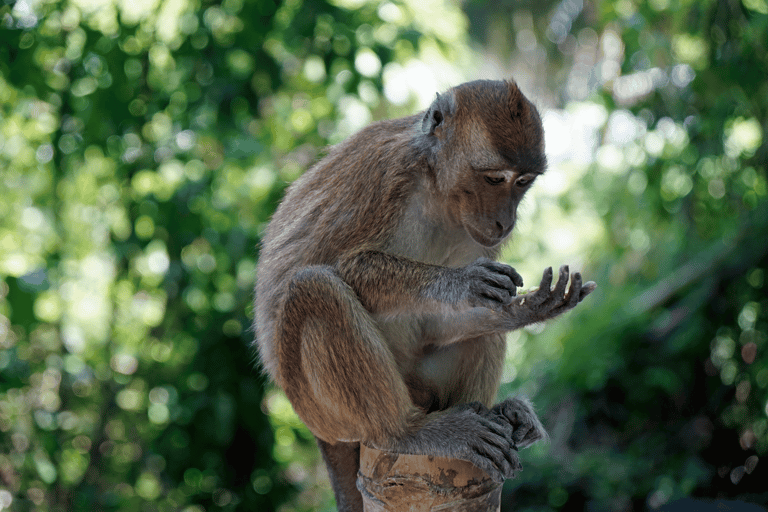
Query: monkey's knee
[
  {"left": 282, "top": 266, "right": 351, "bottom": 319},
  {"left": 287, "top": 265, "right": 339, "bottom": 296}
]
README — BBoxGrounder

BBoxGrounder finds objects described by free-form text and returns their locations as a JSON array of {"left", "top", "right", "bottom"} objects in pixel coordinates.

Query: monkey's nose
[{"left": 495, "top": 221, "right": 512, "bottom": 237}]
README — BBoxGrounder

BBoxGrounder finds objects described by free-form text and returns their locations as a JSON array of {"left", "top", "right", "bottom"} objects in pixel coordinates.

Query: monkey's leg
[
  {"left": 317, "top": 439, "right": 362, "bottom": 512},
  {"left": 279, "top": 265, "right": 420, "bottom": 444},
  {"left": 278, "top": 266, "right": 421, "bottom": 510},
  {"left": 438, "top": 333, "right": 506, "bottom": 408}
]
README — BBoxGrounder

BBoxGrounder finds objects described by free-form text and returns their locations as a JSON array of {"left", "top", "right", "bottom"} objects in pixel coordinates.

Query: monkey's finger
[
  {"left": 512, "top": 271, "right": 524, "bottom": 288},
  {"left": 491, "top": 398, "right": 547, "bottom": 451},
  {"left": 539, "top": 267, "right": 553, "bottom": 291},
  {"left": 475, "top": 428, "right": 519, "bottom": 478},
  {"left": 579, "top": 281, "right": 597, "bottom": 301},
  {"left": 474, "top": 263, "right": 519, "bottom": 294},
  {"left": 484, "top": 261, "right": 523, "bottom": 289},
  {"left": 495, "top": 443, "right": 522, "bottom": 476},
  {"left": 509, "top": 451, "right": 523, "bottom": 473},
  {"left": 468, "top": 260, "right": 515, "bottom": 289},
  {"left": 480, "top": 412, "right": 514, "bottom": 435},
  {"left": 511, "top": 423, "right": 537, "bottom": 446},
  {"left": 470, "top": 446, "right": 511, "bottom": 483},
  {"left": 519, "top": 423, "right": 547, "bottom": 447},
  {"left": 563, "top": 272, "right": 582, "bottom": 309},
  {"left": 465, "top": 444, "right": 504, "bottom": 483},
  {"left": 551, "top": 265, "right": 569, "bottom": 302},
  {"left": 477, "top": 414, "right": 520, "bottom": 463},
  {"left": 476, "top": 286, "right": 514, "bottom": 308},
  {"left": 549, "top": 275, "right": 596, "bottom": 317},
  {"left": 525, "top": 267, "right": 553, "bottom": 307},
  {"left": 545, "top": 273, "right": 579, "bottom": 317},
  {"left": 476, "top": 258, "right": 509, "bottom": 272},
  {"left": 478, "top": 270, "right": 515, "bottom": 294}
]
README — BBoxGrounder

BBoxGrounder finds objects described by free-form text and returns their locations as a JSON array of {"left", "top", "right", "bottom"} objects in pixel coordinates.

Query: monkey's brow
[
  {"left": 498, "top": 149, "right": 547, "bottom": 174},
  {"left": 469, "top": 150, "right": 509, "bottom": 170}
]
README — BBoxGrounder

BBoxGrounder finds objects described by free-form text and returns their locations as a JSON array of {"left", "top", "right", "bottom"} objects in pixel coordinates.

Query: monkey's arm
[
  {"left": 421, "top": 265, "right": 596, "bottom": 346},
  {"left": 337, "top": 251, "right": 521, "bottom": 317}
]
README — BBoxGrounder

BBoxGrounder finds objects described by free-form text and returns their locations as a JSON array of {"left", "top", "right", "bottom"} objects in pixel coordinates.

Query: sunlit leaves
[
  {"left": 724, "top": 117, "right": 763, "bottom": 159},
  {"left": 672, "top": 33, "right": 709, "bottom": 69}
]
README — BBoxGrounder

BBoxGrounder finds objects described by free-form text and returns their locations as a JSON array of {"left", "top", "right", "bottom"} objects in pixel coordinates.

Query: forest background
[{"left": 1, "top": 0, "right": 767, "bottom": 510}]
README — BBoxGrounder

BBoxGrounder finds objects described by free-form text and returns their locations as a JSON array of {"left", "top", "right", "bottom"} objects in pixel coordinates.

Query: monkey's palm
[{"left": 502, "top": 265, "right": 596, "bottom": 328}]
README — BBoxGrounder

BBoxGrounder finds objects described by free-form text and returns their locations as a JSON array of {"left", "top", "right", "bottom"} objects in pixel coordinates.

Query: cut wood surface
[{"left": 357, "top": 444, "right": 502, "bottom": 512}]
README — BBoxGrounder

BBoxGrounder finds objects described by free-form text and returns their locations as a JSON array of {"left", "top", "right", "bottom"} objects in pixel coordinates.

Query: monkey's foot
[
  {"left": 490, "top": 396, "right": 548, "bottom": 450},
  {"left": 387, "top": 403, "right": 523, "bottom": 483}
]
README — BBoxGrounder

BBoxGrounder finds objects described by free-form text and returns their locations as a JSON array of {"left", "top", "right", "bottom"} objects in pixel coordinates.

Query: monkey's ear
[{"left": 422, "top": 92, "right": 454, "bottom": 136}]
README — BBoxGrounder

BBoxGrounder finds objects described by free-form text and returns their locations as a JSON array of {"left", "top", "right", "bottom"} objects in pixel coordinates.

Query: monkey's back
[{"left": 254, "top": 114, "right": 424, "bottom": 382}]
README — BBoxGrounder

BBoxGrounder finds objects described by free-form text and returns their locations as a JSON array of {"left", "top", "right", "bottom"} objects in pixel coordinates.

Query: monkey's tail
[{"left": 277, "top": 265, "right": 422, "bottom": 445}]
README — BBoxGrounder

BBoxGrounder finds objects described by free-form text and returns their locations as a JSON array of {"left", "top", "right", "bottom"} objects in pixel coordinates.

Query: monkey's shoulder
[{"left": 308, "top": 114, "right": 423, "bottom": 178}]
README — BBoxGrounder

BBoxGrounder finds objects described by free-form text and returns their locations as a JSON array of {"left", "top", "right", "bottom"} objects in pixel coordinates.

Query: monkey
[{"left": 254, "top": 79, "right": 596, "bottom": 511}]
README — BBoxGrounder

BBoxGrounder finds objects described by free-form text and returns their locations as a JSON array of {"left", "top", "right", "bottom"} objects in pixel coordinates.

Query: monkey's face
[
  {"left": 453, "top": 163, "right": 540, "bottom": 247},
  {"left": 446, "top": 87, "right": 546, "bottom": 247},
  {"left": 421, "top": 80, "right": 547, "bottom": 247}
]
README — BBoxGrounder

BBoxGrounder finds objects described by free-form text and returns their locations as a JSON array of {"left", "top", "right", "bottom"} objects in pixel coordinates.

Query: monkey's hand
[
  {"left": 429, "top": 257, "right": 523, "bottom": 312},
  {"left": 384, "top": 402, "right": 523, "bottom": 483},
  {"left": 489, "top": 396, "right": 548, "bottom": 450},
  {"left": 501, "top": 265, "right": 596, "bottom": 328}
]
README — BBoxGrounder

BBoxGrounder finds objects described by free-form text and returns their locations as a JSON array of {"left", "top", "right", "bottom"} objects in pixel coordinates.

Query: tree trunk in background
[{"left": 357, "top": 445, "right": 502, "bottom": 512}]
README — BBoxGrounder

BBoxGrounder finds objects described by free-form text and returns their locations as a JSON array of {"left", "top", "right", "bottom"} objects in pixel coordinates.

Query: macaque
[{"left": 254, "top": 79, "right": 595, "bottom": 511}]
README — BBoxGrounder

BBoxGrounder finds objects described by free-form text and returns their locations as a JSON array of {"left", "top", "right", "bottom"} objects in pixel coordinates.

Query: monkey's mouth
[{"left": 464, "top": 223, "right": 506, "bottom": 248}]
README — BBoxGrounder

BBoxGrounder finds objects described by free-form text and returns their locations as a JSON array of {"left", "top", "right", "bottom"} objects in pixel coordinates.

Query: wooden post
[{"left": 357, "top": 445, "right": 502, "bottom": 512}]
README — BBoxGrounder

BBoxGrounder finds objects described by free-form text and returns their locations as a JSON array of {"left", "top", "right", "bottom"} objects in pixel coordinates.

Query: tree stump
[{"left": 357, "top": 444, "right": 502, "bottom": 512}]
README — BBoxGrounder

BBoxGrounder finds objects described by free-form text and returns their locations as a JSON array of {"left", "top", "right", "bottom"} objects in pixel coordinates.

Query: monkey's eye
[
  {"left": 515, "top": 175, "right": 534, "bottom": 187},
  {"left": 484, "top": 176, "right": 505, "bottom": 185}
]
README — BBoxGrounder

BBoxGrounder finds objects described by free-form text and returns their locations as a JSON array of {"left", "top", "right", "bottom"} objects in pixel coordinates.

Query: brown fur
[{"left": 254, "top": 80, "right": 594, "bottom": 511}]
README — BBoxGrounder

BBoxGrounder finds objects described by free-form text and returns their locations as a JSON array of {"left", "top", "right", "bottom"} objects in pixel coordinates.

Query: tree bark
[{"left": 357, "top": 444, "right": 502, "bottom": 512}]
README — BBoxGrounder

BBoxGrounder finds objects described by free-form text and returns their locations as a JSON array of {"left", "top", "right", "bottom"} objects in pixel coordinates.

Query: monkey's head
[{"left": 419, "top": 80, "right": 547, "bottom": 248}]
